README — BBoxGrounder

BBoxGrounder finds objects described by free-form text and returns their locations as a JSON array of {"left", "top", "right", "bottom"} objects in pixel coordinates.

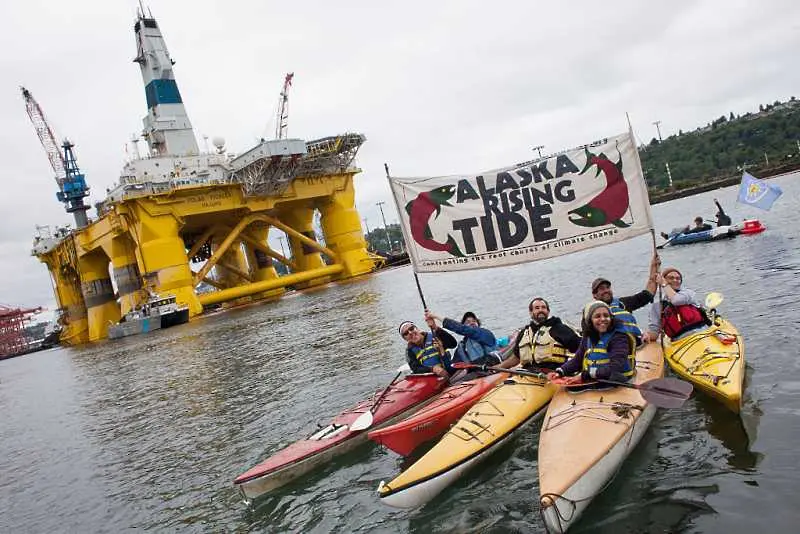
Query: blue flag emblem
[{"left": 736, "top": 172, "right": 782, "bottom": 211}]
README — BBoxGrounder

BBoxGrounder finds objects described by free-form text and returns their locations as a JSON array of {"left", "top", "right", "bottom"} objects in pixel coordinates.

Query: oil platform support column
[
  {"left": 136, "top": 212, "right": 203, "bottom": 316},
  {"left": 43, "top": 263, "right": 88, "bottom": 345},
  {"left": 244, "top": 227, "right": 285, "bottom": 299},
  {"left": 280, "top": 208, "right": 328, "bottom": 289},
  {"left": 111, "top": 235, "right": 146, "bottom": 316},
  {"left": 319, "top": 181, "right": 374, "bottom": 278},
  {"left": 78, "top": 249, "right": 120, "bottom": 341}
]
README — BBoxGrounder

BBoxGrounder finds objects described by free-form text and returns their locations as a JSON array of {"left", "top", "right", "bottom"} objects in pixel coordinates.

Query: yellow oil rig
[{"left": 28, "top": 10, "right": 378, "bottom": 345}]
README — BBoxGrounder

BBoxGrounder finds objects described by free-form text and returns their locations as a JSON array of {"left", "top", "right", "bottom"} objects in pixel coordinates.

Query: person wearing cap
[
  {"left": 685, "top": 216, "right": 713, "bottom": 234},
  {"left": 642, "top": 267, "right": 708, "bottom": 343},
  {"left": 590, "top": 252, "right": 660, "bottom": 342},
  {"left": 547, "top": 300, "right": 636, "bottom": 387},
  {"left": 399, "top": 317, "right": 457, "bottom": 378},
  {"left": 497, "top": 297, "right": 580, "bottom": 371},
  {"left": 425, "top": 310, "right": 501, "bottom": 366}
]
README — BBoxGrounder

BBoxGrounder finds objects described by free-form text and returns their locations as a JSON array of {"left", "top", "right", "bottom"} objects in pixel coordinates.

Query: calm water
[{"left": 2, "top": 173, "right": 799, "bottom": 533}]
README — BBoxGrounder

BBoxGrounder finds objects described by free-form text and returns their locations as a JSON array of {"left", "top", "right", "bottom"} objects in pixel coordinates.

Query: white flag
[{"left": 389, "top": 132, "right": 653, "bottom": 273}]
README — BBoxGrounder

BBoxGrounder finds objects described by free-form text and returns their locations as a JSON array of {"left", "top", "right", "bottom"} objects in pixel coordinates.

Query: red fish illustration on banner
[
  {"left": 405, "top": 185, "right": 464, "bottom": 256},
  {"left": 568, "top": 146, "right": 631, "bottom": 228}
]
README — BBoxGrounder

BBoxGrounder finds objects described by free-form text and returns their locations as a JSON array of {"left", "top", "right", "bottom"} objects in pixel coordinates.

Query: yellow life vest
[{"left": 518, "top": 324, "right": 570, "bottom": 365}]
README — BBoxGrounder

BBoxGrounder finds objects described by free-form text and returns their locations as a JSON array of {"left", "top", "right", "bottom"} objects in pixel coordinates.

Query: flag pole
[{"left": 384, "top": 163, "right": 428, "bottom": 310}]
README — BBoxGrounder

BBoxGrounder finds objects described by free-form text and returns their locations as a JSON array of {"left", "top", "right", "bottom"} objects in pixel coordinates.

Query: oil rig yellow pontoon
[{"left": 29, "top": 11, "right": 377, "bottom": 345}]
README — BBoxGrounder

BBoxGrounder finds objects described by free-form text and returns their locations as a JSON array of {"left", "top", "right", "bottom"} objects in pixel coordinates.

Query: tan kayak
[
  {"left": 664, "top": 316, "right": 744, "bottom": 413},
  {"left": 378, "top": 373, "right": 556, "bottom": 509},
  {"left": 538, "top": 342, "right": 665, "bottom": 533}
]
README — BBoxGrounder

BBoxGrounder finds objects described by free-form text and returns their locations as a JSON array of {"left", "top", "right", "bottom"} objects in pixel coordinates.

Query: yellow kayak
[
  {"left": 538, "top": 342, "right": 665, "bottom": 533},
  {"left": 664, "top": 317, "right": 744, "bottom": 413},
  {"left": 378, "top": 373, "right": 556, "bottom": 508}
]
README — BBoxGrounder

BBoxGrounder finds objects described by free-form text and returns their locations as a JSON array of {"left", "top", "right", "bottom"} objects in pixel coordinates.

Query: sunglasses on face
[{"left": 401, "top": 325, "right": 418, "bottom": 338}]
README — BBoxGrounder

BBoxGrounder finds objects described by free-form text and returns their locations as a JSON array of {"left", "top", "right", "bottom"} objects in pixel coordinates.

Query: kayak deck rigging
[{"left": 544, "top": 400, "right": 644, "bottom": 430}]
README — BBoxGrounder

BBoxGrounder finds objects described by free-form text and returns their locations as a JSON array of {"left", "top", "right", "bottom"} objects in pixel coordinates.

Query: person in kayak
[
  {"left": 590, "top": 252, "right": 660, "bottom": 343},
  {"left": 399, "top": 318, "right": 457, "bottom": 378},
  {"left": 424, "top": 310, "right": 502, "bottom": 366},
  {"left": 641, "top": 267, "right": 710, "bottom": 343},
  {"left": 714, "top": 199, "right": 732, "bottom": 226},
  {"left": 685, "top": 216, "right": 713, "bottom": 234},
  {"left": 497, "top": 297, "right": 580, "bottom": 371},
  {"left": 547, "top": 300, "right": 636, "bottom": 387}
]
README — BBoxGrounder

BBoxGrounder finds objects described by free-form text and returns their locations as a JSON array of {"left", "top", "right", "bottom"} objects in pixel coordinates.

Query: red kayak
[
  {"left": 368, "top": 371, "right": 508, "bottom": 456},
  {"left": 234, "top": 373, "right": 445, "bottom": 502}
]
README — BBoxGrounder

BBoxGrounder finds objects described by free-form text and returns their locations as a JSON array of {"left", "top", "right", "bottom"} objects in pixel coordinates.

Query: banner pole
[{"left": 384, "top": 162, "right": 429, "bottom": 311}]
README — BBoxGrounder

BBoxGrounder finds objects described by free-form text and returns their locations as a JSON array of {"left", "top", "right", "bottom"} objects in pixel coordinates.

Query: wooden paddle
[
  {"left": 451, "top": 362, "right": 693, "bottom": 408},
  {"left": 350, "top": 364, "right": 411, "bottom": 431}
]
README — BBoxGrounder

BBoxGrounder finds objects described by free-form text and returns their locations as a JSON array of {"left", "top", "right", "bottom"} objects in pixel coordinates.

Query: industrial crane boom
[
  {"left": 275, "top": 72, "right": 294, "bottom": 140},
  {"left": 21, "top": 87, "right": 66, "bottom": 183},
  {"left": 21, "top": 86, "right": 90, "bottom": 228}
]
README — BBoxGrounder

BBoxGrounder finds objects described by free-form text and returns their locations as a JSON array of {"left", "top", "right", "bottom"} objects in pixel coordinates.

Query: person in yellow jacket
[{"left": 498, "top": 297, "right": 580, "bottom": 371}]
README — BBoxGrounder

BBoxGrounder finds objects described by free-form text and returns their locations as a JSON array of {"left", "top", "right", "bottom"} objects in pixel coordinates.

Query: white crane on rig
[{"left": 274, "top": 72, "right": 294, "bottom": 140}]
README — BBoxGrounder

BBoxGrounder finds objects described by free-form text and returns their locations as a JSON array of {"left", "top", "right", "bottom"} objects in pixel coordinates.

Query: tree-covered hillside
[{"left": 640, "top": 98, "right": 800, "bottom": 191}]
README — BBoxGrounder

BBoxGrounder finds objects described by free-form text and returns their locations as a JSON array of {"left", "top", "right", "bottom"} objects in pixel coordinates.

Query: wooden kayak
[
  {"left": 378, "top": 373, "right": 556, "bottom": 509},
  {"left": 538, "top": 342, "right": 664, "bottom": 533},
  {"left": 234, "top": 373, "right": 445, "bottom": 502},
  {"left": 368, "top": 371, "right": 508, "bottom": 456},
  {"left": 664, "top": 316, "right": 744, "bottom": 413}
]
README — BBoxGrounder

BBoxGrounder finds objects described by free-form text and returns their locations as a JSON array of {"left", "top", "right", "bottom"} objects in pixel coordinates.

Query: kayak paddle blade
[
  {"left": 349, "top": 410, "right": 374, "bottom": 431},
  {"left": 705, "top": 292, "right": 724, "bottom": 309},
  {"left": 639, "top": 377, "right": 694, "bottom": 409}
]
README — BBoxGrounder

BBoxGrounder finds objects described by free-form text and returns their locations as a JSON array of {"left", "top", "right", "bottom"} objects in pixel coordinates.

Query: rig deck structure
[{"left": 30, "top": 11, "right": 377, "bottom": 345}]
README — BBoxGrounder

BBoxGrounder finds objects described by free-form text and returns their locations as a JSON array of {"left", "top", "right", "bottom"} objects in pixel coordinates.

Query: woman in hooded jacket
[{"left": 547, "top": 300, "right": 636, "bottom": 387}]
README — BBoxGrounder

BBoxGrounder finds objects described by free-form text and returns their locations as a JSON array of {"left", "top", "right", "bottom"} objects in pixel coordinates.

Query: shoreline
[{"left": 648, "top": 163, "right": 799, "bottom": 205}]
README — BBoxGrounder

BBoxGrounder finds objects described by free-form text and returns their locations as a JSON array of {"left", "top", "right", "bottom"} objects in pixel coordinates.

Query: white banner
[{"left": 389, "top": 132, "right": 653, "bottom": 273}]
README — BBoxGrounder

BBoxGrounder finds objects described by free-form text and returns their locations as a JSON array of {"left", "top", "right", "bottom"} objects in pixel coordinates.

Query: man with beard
[
  {"left": 498, "top": 297, "right": 580, "bottom": 371},
  {"left": 591, "top": 252, "right": 660, "bottom": 343}
]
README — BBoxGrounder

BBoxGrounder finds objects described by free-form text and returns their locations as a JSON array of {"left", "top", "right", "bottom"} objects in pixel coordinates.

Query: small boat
[
  {"left": 367, "top": 371, "right": 508, "bottom": 456},
  {"left": 377, "top": 372, "right": 556, "bottom": 509},
  {"left": 538, "top": 342, "right": 664, "bottom": 533},
  {"left": 234, "top": 373, "right": 446, "bottom": 502},
  {"left": 107, "top": 294, "right": 189, "bottom": 340},
  {"left": 659, "top": 219, "right": 764, "bottom": 248},
  {"left": 734, "top": 218, "right": 766, "bottom": 235},
  {"left": 664, "top": 316, "right": 744, "bottom": 413}
]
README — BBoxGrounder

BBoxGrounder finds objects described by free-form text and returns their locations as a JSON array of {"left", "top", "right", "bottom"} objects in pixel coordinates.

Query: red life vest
[{"left": 661, "top": 302, "right": 706, "bottom": 338}]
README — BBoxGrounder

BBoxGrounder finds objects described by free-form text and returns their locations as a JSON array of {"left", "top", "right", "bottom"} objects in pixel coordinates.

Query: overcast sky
[{"left": 2, "top": 0, "right": 799, "bottom": 311}]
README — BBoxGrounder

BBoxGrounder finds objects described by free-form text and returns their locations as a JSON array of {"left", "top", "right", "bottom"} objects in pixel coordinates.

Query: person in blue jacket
[{"left": 424, "top": 310, "right": 502, "bottom": 367}]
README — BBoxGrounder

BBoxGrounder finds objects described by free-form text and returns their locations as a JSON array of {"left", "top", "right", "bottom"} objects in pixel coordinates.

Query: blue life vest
[
  {"left": 409, "top": 332, "right": 451, "bottom": 371},
  {"left": 609, "top": 298, "right": 642, "bottom": 338},
  {"left": 581, "top": 331, "right": 635, "bottom": 378},
  {"left": 454, "top": 337, "right": 496, "bottom": 363}
]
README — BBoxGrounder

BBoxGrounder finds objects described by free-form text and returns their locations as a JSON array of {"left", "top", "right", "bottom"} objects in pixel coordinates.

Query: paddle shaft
[
  {"left": 384, "top": 161, "right": 428, "bottom": 311},
  {"left": 370, "top": 369, "right": 404, "bottom": 416},
  {"left": 454, "top": 363, "right": 690, "bottom": 400}
]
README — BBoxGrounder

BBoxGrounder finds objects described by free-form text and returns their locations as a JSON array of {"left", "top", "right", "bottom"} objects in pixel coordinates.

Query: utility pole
[
  {"left": 277, "top": 235, "right": 287, "bottom": 258},
  {"left": 665, "top": 162, "right": 674, "bottom": 189},
  {"left": 532, "top": 145, "right": 545, "bottom": 158},
  {"left": 764, "top": 152, "right": 769, "bottom": 166},
  {"left": 653, "top": 120, "right": 663, "bottom": 142},
  {"left": 376, "top": 201, "right": 393, "bottom": 253}
]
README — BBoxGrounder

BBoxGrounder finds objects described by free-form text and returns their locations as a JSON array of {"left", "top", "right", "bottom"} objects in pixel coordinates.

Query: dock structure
[{"left": 30, "top": 10, "right": 376, "bottom": 345}]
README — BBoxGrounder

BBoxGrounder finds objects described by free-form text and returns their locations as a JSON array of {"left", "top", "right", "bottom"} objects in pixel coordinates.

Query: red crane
[{"left": 0, "top": 304, "right": 42, "bottom": 358}]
